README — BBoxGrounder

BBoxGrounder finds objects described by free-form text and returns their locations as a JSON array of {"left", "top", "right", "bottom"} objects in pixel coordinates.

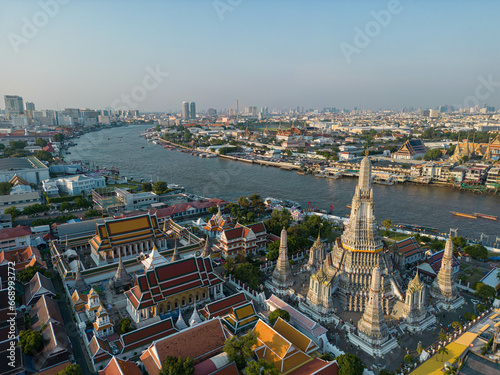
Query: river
[{"left": 65, "top": 125, "right": 500, "bottom": 242}]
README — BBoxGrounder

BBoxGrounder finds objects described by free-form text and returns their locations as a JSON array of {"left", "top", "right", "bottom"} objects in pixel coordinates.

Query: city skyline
[{"left": 1, "top": 1, "right": 500, "bottom": 111}]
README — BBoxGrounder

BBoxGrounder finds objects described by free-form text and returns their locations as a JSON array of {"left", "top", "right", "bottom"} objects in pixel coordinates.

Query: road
[{"left": 53, "top": 277, "right": 96, "bottom": 375}]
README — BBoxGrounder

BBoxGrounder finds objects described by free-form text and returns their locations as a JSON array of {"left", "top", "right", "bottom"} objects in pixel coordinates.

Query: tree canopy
[
  {"left": 475, "top": 282, "right": 496, "bottom": 300},
  {"left": 58, "top": 364, "right": 82, "bottom": 375},
  {"left": 424, "top": 148, "right": 443, "bottom": 161},
  {"left": 18, "top": 267, "right": 51, "bottom": 283},
  {"left": 0, "top": 182, "right": 13, "bottom": 195},
  {"left": 159, "top": 356, "right": 194, "bottom": 375},
  {"left": 19, "top": 329, "right": 43, "bottom": 355},
  {"left": 224, "top": 331, "right": 258, "bottom": 369},
  {"left": 153, "top": 181, "right": 169, "bottom": 195},
  {"left": 4, "top": 206, "right": 21, "bottom": 220},
  {"left": 244, "top": 359, "right": 279, "bottom": 375},
  {"left": 336, "top": 353, "right": 365, "bottom": 375},
  {"left": 463, "top": 244, "right": 488, "bottom": 260},
  {"left": 269, "top": 309, "right": 290, "bottom": 326}
]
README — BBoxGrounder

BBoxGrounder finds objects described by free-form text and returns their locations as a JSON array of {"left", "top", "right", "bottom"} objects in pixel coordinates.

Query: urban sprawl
[{"left": 1, "top": 95, "right": 500, "bottom": 375}]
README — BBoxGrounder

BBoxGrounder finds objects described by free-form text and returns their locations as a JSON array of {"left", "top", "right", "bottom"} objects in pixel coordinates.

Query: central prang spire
[{"left": 341, "top": 156, "right": 382, "bottom": 253}]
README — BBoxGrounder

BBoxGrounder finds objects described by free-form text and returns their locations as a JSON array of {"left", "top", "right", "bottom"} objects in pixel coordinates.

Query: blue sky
[{"left": 1, "top": 0, "right": 499, "bottom": 112}]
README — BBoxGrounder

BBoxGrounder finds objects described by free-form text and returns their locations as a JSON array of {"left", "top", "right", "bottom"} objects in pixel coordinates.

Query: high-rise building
[
  {"left": 182, "top": 101, "right": 190, "bottom": 119},
  {"left": 4, "top": 95, "right": 24, "bottom": 119},
  {"left": 25, "top": 101, "right": 35, "bottom": 111},
  {"left": 207, "top": 108, "right": 217, "bottom": 116},
  {"left": 190, "top": 102, "right": 196, "bottom": 119}
]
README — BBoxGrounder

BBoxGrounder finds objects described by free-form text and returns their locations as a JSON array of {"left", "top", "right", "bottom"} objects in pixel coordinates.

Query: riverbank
[{"left": 149, "top": 135, "right": 499, "bottom": 197}]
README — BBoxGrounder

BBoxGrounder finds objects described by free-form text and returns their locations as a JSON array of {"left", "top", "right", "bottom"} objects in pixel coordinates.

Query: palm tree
[{"left": 437, "top": 347, "right": 449, "bottom": 362}]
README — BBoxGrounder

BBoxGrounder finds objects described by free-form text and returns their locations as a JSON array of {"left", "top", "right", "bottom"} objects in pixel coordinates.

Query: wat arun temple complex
[{"left": 290, "top": 157, "right": 465, "bottom": 357}]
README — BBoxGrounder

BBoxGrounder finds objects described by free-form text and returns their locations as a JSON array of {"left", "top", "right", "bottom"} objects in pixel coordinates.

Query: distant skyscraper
[
  {"left": 190, "top": 102, "right": 196, "bottom": 119},
  {"left": 25, "top": 101, "right": 35, "bottom": 111},
  {"left": 182, "top": 101, "right": 190, "bottom": 119},
  {"left": 4, "top": 95, "right": 24, "bottom": 119}
]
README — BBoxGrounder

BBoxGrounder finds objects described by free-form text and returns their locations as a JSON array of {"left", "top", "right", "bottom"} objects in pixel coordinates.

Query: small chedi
[
  {"left": 430, "top": 237, "right": 465, "bottom": 310},
  {"left": 267, "top": 227, "right": 294, "bottom": 296}
]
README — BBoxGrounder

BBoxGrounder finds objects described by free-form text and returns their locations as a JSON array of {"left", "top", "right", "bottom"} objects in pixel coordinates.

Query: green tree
[
  {"left": 10, "top": 140, "right": 27, "bottom": 149},
  {"left": 269, "top": 309, "right": 290, "bottom": 326},
  {"left": 451, "top": 321, "right": 463, "bottom": 331},
  {"left": 223, "top": 331, "right": 258, "bottom": 369},
  {"left": 4, "top": 206, "right": 21, "bottom": 221},
  {"left": 0, "top": 182, "right": 13, "bottom": 195},
  {"left": 404, "top": 354, "right": 413, "bottom": 363},
  {"left": 53, "top": 133, "right": 64, "bottom": 142},
  {"left": 464, "top": 312, "right": 476, "bottom": 321},
  {"left": 153, "top": 181, "right": 169, "bottom": 195},
  {"left": 336, "top": 353, "right": 365, "bottom": 375},
  {"left": 439, "top": 329, "right": 447, "bottom": 342},
  {"left": 58, "top": 364, "right": 82, "bottom": 375},
  {"left": 18, "top": 267, "right": 50, "bottom": 282},
  {"left": 159, "top": 356, "right": 194, "bottom": 375},
  {"left": 208, "top": 206, "right": 218, "bottom": 215},
  {"left": 463, "top": 244, "right": 488, "bottom": 260},
  {"left": 424, "top": 148, "right": 443, "bottom": 161},
  {"left": 475, "top": 282, "right": 496, "bottom": 300},
  {"left": 60, "top": 202, "right": 73, "bottom": 212},
  {"left": 73, "top": 197, "right": 91, "bottom": 209},
  {"left": 36, "top": 150, "right": 53, "bottom": 161},
  {"left": 118, "top": 318, "right": 133, "bottom": 334},
  {"left": 244, "top": 359, "right": 279, "bottom": 375},
  {"left": 320, "top": 353, "right": 334, "bottom": 361},
  {"left": 222, "top": 257, "right": 236, "bottom": 276},
  {"left": 237, "top": 196, "right": 250, "bottom": 209},
  {"left": 19, "top": 329, "right": 43, "bottom": 355},
  {"left": 266, "top": 241, "right": 280, "bottom": 261},
  {"left": 232, "top": 263, "right": 262, "bottom": 290},
  {"left": 382, "top": 218, "right": 393, "bottom": 236},
  {"left": 452, "top": 237, "right": 467, "bottom": 249},
  {"left": 437, "top": 346, "right": 449, "bottom": 362},
  {"left": 84, "top": 209, "right": 100, "bottom": 218},
  {"left": 35, "top": 138, "right": 48, "bottom": 147},
  {"left": 141, "top": 182, "right": 152, "bottom": 192}
]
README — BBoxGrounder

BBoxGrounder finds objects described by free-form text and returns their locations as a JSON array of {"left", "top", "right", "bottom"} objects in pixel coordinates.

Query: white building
[
  {"left": 115, "top": 189, "right": 159, "bottom": 210},
  {"left": 43, "top": 175, "right": 106, "bottom": 196}
]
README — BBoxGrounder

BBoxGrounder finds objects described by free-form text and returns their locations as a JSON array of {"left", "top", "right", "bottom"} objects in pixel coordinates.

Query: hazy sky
[{"left": 1, "top": 0, "right": 499, "bottom": 112}]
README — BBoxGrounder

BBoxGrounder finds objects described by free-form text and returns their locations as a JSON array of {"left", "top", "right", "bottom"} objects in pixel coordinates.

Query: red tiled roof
[
  {"left": 0, "top": 225, "right": 31, "bottom": 240},
  {"left": 99, "top": 357, "right": 142, "bottom": 375},
  {"left": 0, "top": 245, "right": 47, "bottom": 271},
  {"left": 140, "top": 319, "right": 231, "bottom": 375},
  {"left": 287, "top": 358, "right": 339, "bottom": 375},
  {"left": 201, "top": 292, "right": 248, "bottom": 319},
  {"left": 120, "top": 318, "right": 177, "bottom": 353},
  {"left": 125, "top": 257, "right": 223, "bottom": 310},
  {"left": 395, "top": 237, "right": 422, "bottom": 257}
]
